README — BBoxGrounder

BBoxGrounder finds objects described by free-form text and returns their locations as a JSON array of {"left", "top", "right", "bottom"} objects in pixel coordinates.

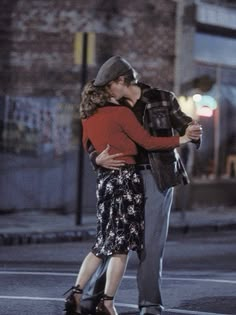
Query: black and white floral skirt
[{"left": 92, "top": 165, "right": 144, "bottom": 258}]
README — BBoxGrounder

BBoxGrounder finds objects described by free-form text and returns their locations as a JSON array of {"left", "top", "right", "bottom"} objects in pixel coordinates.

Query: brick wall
[{"left": 0, "top": 0, "right": 177, "bottom": 101}]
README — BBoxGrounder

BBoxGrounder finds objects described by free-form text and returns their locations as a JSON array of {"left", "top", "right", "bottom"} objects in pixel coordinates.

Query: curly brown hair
[{"left": 79, "top": 81, "right": 111, "bottom": 119}]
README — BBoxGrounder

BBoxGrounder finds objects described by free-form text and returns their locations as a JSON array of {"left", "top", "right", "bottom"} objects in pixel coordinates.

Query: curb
[
  {"left": 0, "top": 229, "right": 96, "bottom": 246},
  {"left": 169, "top": 222, "right": 236, "bottom": 235},
  {"left": 1, "top": 223, "right": 236, "bottom": 246}
]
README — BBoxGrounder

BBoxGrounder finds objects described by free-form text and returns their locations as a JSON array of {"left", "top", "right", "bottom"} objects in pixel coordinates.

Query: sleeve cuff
[{"left": 90, "top": 151, "right": 99, "bottom": 171}]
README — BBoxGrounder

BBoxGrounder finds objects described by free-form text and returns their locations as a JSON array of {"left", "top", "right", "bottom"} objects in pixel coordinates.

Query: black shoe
[
  {"left": 80, "top": 291, "right": 104, "bottom": 315},
  {"left": 63, "top": 284, "right": 83, "bottom": 315},
  {"left": 96, "top": 294, "right": 115, "bottom": 315}
]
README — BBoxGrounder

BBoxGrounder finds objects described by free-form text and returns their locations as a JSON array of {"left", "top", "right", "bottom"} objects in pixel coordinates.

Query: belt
[{"left": 136, "top": 164, "right": 151, "bottom": 171}]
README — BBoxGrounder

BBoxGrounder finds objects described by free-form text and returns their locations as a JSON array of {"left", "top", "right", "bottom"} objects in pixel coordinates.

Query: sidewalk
[{"left": 0, "top": 206, "right": 236, "bottom": 246}]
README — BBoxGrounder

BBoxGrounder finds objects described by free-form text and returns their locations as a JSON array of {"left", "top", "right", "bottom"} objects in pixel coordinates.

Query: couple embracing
[{"left": 64, "top": 56, "right": 202, "bottom": 315}]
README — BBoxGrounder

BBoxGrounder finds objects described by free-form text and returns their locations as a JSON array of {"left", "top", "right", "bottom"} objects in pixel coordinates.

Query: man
[{"left": 80, "top": 56, "right": 202, "bottom": 315}]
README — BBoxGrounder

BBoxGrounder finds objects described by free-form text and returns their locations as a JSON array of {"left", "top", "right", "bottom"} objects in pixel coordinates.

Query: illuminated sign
[
  {"left": 193, "top": 94, "right": 217, "bottom": 117},
  {"left": 196, "top": 106, "right": 213, "bottom": 117},
  {"left": 193, "top": 94, "right": 217, "bottom": 110}
]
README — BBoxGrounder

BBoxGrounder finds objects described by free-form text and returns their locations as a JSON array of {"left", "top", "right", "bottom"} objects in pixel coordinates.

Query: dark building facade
[
  {"left": 0, "top": 0, "right": 178, "bottom": 101},
  {"left": 0, "top": 0, "right": 235, "bottom": 212},
  {"left": 0, "top": 0, "right": 180, "bottom": 213}
]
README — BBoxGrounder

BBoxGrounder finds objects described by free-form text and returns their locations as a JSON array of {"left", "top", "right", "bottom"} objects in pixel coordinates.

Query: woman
[{"left": 64, "top": 81, "right": 191, "bottom": 315}]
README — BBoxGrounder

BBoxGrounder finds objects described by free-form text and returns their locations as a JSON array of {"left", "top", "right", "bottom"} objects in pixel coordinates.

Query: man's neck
[{"left": 125, "top": 85, "right": 141, "bottom": 107}]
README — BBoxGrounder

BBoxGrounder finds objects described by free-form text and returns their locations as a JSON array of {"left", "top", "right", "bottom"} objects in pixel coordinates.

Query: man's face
[{"left": 106, "top": 79, "right": 126, "bottom": 100}]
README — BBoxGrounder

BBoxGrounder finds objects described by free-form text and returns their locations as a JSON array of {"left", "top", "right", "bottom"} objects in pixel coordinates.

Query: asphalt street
[{"left": 0, "top": 231, "right": 236, "bottom": 315}]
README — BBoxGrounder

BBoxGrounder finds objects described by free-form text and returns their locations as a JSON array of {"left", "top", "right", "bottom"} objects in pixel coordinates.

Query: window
[{"left": 194, "top": 32, "right": 236, "bottom": 66}]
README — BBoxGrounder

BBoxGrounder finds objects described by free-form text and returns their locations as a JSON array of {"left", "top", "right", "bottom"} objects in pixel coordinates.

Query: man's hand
[
  {"left": 185, "top": 122, "right": 203, "bottom": 141},
  {"left": 95, "top": 145, "right": 126, "bottom": 170}
]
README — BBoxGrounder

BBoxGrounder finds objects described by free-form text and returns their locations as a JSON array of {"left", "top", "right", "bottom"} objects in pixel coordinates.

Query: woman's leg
[
  {"left": 73, "top": 252, "right": 102, "bottom": 312},
  {"left": 102, "top": 254, "right": 129, "bottom": 315}
]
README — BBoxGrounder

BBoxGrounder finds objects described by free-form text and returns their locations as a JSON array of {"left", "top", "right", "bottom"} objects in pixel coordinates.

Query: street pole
[
  {"left": 214, "top": 64, "right": 221, "bottom": 178},
  {"left": 76, "top": 32, "right": 88, "bottom": 225},
  {"left": 174, "top": 0, "right": 184, "bottom": 96}
]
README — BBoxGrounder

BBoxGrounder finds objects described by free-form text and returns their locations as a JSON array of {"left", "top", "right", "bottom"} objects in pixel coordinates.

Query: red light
[{"left": 197, "top": 106, "right": 213, "bottom": 117}]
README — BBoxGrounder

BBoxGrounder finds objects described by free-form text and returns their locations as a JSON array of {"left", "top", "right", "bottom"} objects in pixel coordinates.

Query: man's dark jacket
[{"left": 138, "top": 82, "right": 200, "bottom": 191}]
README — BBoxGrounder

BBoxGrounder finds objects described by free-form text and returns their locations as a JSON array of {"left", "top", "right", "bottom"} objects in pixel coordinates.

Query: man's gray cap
[{"left": 94, "top": 56, "right": 133, "bottom": 86}]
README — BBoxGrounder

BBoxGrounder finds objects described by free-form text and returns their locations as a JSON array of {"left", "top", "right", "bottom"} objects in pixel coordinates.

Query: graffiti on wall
[{"left": 0, "top": 96, "right": 78, "bottom": 156}]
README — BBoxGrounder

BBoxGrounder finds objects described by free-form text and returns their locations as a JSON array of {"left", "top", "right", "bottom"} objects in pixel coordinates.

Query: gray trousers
[
  {"left": 137, "top": 170, "right": 173, "bottom": 313},
  {"left": 80, "top": 169, "right": 173, "bottom": 314}
]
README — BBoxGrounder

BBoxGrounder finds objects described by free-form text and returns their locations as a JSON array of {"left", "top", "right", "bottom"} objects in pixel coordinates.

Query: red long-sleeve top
[{"left": 82, "top": 105, "right": 180, "bottom": 164}]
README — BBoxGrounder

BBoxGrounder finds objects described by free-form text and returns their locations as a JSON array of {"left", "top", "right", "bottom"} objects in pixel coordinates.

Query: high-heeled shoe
[
  {"left": 96, "top": 294, "right": 117, "bottom": 315},
  {"left": 63, "top": 284, "right": 83, "bottom": 315}
]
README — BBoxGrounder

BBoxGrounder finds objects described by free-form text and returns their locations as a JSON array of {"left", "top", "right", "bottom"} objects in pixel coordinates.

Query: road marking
[
  {"left": 0, "top": 295, "right": 64, "bottom": 302},
  {"left": 0, "top": 271, "right": 236, "bottom": 285},
  {"left": 115, "top": 302, "right": 138, "bottom": 308},
  {"left": 165, "top": 308, "right": 224, "bottom": 315},
  {"left": 0, "top": 271, "right": 76, "bottom": 277},
  {"left": 0, "top": 296, "right": 226, "bottom": 315},
  {"left": 164, "top": 276, "right": 236, "bottom": 285},
  {"left": 125, "top": 275, "right": 236, "bottom": 285}
]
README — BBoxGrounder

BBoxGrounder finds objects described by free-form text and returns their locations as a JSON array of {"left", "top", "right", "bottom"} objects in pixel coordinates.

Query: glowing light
[
  {"left": 178, "top": 96, "right": 197, "bottom": 119},
  {"left": 193, "top": 94, "right": 202, "bottom": 102},
  {"left": 197, "top": 106, "right": 213, "bottom": 117},
  {"left": 193, "top": 94, "right": 217, "bottom": 110}
]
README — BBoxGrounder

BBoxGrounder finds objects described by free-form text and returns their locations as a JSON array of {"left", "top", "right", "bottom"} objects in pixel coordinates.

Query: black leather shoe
[
  {"left": 140, "top": 305, "right": 163, "bottom": 315},
  {"left": 96, "top": 294, "right": 115, "bottom": 315},
  {"left": 63, "top": 285, "right": 83, "bottom": 315}
]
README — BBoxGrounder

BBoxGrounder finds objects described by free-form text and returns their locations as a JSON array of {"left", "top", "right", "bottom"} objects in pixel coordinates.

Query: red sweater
[{"left": 82, "top": 106, "right": 180, "bottom": 164}]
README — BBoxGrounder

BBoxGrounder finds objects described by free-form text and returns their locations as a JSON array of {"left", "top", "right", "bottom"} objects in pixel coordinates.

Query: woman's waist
[{"left": 97, "top": 160, "right": 137, "bottom": 174}]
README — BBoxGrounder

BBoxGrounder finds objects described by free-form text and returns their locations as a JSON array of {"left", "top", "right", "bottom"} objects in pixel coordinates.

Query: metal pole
[
  {"left": 76, "top": 32, "right": 88, "bottom": 225},
  {"left": 214, "top": 65, "right": 221, "bottom": 178},
  {"left": 174, "top": 0, "right": 184, "bottom": 96}
]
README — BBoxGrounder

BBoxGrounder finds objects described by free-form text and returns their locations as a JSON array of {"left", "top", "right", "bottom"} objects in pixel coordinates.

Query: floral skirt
[{"left": 92, "top": 165, "right": 144, "bottom": 258}]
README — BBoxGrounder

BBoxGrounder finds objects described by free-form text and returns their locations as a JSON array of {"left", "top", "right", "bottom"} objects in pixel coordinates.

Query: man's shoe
[{"left": 140, "top": 305, "right": 164, "bottom": 315}]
